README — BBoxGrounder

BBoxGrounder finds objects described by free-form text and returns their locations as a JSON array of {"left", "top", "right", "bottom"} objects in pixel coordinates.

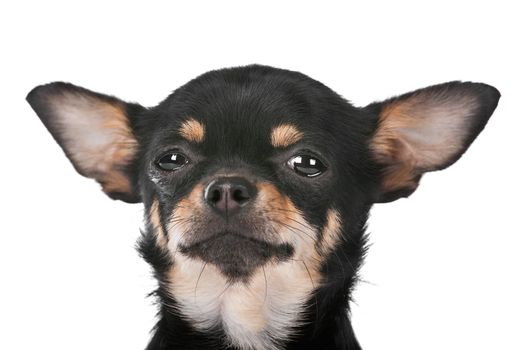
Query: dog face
[
  {"left": 141, "top": 67, "right": 378, "bottom": 282},
  {"left": 27, "top": 65, "right": 499, "bottom": 349}
]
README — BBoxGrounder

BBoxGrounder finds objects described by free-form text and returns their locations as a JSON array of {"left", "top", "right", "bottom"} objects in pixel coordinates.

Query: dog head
[{"left": 27, "top": 65, "right": 499, "bottom": 348}]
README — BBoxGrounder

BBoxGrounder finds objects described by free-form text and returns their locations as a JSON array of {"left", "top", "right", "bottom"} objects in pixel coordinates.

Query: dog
[{"left": 27, "top": 65, "right": 500, "bottom": 350}]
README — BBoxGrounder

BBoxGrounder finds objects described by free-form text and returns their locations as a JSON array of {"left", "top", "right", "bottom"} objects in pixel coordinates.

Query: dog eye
[
  {"left": 156, "top": 153, "right": 189, "bottom": 171},
  {"left": 287, "top": 155, "right": 327, "bottom": 177}
]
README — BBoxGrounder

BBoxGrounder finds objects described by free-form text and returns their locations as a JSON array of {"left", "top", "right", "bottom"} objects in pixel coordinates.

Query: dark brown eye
[
  {"left": 156, "top": 153, "right": 188, "bottom": 171},
  {"left": 287, "top": 154, "right": 327, "bottom": 177}
]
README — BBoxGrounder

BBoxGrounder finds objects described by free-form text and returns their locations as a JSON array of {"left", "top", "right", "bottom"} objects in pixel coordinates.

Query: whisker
[
  {"left": 262, "top": 208, "right": 313, "bottom": 231},
  {"left": 194, "top": 261, "right": 207, "bottom": 301},
  {"left": 265, "top": 206, "right": 298, "bottom": 214},
  {"left": 218, "top": 280, "right": 234, "bottom": 298},
  {"left": 331, "top": 250, "right": 348, "bottom": 278},
  {"left": 165, "top": 220, "right": 192, "bottom": 234},
  {"left": 302, "top": 260, "right": 319, "bottom": 323},
  {"left": 271, "top": 219, "right": 317, "bottom": 242},
  {"left": 262, "top": 265, "right": 268, "bottom": 304},
  {"left": 165, "top": 216, "right": 193, "bottom": 225},
  {"left": 339, "top": 248, "right": 355, "bottom": 275},
  {"left": 265, "top": 223, "right": 290, "bottom": 247},
  {"left": 170, "top": 204, "right": 196, "bottom": 211},
  {"left": 270, "top": 222, "right": 312, "bottom": 246}
]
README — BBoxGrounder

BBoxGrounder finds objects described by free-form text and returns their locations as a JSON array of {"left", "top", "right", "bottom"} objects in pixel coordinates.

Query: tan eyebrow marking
[
  {"left": 270, "top": 123, "right": 304, "bottom": 148},
  {"left": 179, "top": 118, "right": 205, "bottom": 143}
]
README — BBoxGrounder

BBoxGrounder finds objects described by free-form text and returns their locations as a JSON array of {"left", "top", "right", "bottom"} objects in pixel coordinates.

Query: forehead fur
[
  {"left": 146, "top": 65, "right": 372, "bottom": 194},
  {"left": 271, "top": 123, "right": 304, "bottom": 148},
  {"left": 153, "top": 65, "right": 360, "bottom": 141}
]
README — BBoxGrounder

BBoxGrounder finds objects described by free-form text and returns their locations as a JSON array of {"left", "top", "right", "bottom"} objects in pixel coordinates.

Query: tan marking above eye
[
  {"left": 179, "top": 118, "right": 205, "bottom": 143},
  {"left": 270, "top": 123, "right": 304, "bottom": 148}
]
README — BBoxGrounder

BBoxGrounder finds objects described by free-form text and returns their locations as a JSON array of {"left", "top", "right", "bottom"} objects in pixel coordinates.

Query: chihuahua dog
[{"left": 27, "top": 65, "right": 499, "bottom": 350}]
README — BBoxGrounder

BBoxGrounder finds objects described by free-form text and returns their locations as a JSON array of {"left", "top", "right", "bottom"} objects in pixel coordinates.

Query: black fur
[{"left": 27, "top": 65, "right": 500, "bottom": 349}]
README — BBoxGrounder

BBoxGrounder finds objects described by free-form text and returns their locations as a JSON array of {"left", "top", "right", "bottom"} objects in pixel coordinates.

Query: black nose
[{"left": 204, "top": 177, "right": 257, "bottom": 217}]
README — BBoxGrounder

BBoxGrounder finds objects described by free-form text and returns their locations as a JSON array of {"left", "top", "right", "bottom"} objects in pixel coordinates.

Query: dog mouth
[{"left": 179, "top": 231, "right": 294, "bottom": 280}]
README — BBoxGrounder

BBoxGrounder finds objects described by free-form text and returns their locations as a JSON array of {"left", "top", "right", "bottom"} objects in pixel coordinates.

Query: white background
[{"left": 1, "top": 1, "right": 523, "bottom": 349}]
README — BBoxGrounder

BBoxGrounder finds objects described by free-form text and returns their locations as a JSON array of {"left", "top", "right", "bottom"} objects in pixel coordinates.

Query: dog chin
[{"left": 179, "top": 232, "right": 294, "bottom": 280}]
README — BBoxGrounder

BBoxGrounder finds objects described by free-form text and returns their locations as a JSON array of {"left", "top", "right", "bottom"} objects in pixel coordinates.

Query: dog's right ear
[{"left": 27, "top": 82, "right": 146, "bottom": 203}]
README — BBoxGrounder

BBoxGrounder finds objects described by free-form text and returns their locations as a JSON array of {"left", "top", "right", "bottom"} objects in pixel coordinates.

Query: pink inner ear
[
  {"left": 49, "top": 93, "right": 137, "bottom": 195},
  {"left": 371, "top": 91, "right": 479, "bottom": 192}
]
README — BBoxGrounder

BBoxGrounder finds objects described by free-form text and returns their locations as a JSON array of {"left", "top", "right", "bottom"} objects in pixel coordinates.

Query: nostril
[
  {"left": 209, "top": 188, "right": 222, "bottom": 204},
  {"left": 232, "top": 187, "right": 250, "bottom": 204}
]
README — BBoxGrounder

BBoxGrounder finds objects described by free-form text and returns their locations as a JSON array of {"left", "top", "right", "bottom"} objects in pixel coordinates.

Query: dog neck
[
  {"left": 147, "top": 277, "right": 361, "bottom": 350},
  {"left": 166, "top": 255, "right": 321, "bottom": 350},
  {"left": 140, "top": 220, "right": 366, "bottom": 350}
]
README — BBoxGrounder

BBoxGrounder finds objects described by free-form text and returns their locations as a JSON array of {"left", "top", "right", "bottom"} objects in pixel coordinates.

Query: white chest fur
[{"left": 168, "top": 255, "right": 320, "bottom": 350}]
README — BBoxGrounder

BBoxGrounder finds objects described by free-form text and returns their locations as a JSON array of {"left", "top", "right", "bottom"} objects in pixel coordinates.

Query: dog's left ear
[
  {"left": 368, "top": 81, "right": 500, "bottom": 203},
  {"left": 27, "top": 82, "right": 146, "bottom": 203}
]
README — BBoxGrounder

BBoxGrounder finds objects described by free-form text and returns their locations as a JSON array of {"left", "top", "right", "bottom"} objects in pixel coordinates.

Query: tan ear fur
[
  {"left": 369, "top": 81, "right": 500, "bottom": 202},
  {"left": 27, "top": 82, "right": 143, "bottom": 202}
]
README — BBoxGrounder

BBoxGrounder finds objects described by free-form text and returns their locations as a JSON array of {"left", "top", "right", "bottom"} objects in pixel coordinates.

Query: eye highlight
[
  {"left": 287, "top": 154, "right": 327, "bottom": 177},
  {"left": 156, "top": 152, "right": 189, "bottom": 171}
]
